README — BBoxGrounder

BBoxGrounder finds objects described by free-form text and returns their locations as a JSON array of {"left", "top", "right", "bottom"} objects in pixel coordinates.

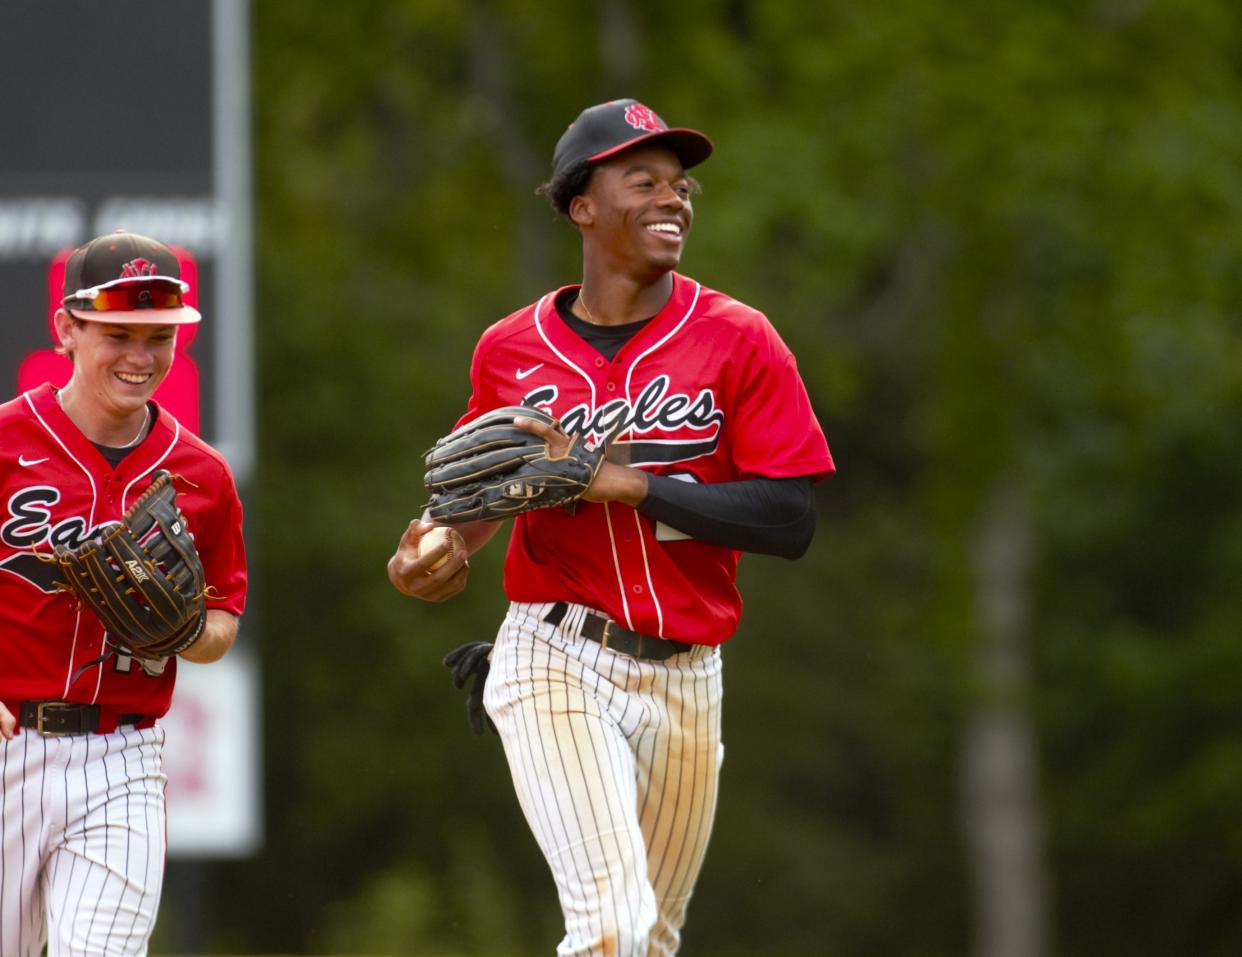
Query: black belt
[
  {"left": 544, "top": 602, "right": 693, "bottom": 661},
  {"left": 17, "top": 702, "right": 146, "bottom": 737}
]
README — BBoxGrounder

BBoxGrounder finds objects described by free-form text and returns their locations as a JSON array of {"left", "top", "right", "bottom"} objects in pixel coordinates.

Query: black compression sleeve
[{"left": 636, "top": 474, "right": 817, "bottom": 559}]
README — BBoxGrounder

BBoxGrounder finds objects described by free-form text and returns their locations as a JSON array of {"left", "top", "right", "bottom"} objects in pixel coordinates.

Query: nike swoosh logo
[
  {"left": 18, "top": 455, "right": 49, "bottom": 467},
  {"left": 516, "top": 364, "right": 545, "bottom": 380}
]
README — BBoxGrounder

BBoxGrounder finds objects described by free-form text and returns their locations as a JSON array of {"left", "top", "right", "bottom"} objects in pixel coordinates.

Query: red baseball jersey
[
  {"left": 458, "top": 273, "right": 833, "bottom": 645},
  {"left": 0, "top": 383, "right": 247, "bottom": 717}
]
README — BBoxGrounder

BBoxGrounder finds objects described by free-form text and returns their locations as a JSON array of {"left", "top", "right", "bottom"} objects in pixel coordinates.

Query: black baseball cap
[
  {"left": 62, "top": 230, "right": 201, "bottom": 325},
  {"left": 551, "top": 99, "right": 713, "bottom": 180}
]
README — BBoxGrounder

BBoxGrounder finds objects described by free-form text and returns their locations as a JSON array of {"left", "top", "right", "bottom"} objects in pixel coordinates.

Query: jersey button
[
  {"left": 632, "top": 584, "right": 644, "bottom": 595},
  {"left": 594, "top": 357, "right": 605, "bottom": 368},
  {"left": 606, "top": 382, "right": 616, "bottom": 392}
]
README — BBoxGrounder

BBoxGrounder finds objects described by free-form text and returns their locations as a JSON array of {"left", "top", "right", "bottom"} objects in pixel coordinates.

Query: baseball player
[
  {"left": 388, "top": 99, "right": 832, "bottom": 956},
  {"left": 0, "top": 230, "right": 248, "bottom": 956}
]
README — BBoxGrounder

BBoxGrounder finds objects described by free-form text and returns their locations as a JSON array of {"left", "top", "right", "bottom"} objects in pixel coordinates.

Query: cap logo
[
  {"left": 120, "top": 258, "right": 158, "bottom": 279},
  {"left": 623, "top": 103, "right": 666, "bottom": 133}
]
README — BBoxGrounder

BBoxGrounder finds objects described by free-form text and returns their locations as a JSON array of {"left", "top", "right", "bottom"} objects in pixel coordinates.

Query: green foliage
[{"left": 210, "top": 0, "right": 1242, "bottom": 955}]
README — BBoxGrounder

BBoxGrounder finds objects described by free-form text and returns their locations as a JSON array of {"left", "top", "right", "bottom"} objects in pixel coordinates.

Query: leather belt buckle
[
  {"left": 35, "top": 701, "right": 85, "bottom": 737},
  {"left": 541, "top": 601, "right": 692, "bottom": 661}
]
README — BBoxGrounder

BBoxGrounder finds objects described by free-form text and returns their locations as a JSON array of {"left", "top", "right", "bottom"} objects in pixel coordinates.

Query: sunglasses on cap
[{"left": 63, "top": 277, "right": 190, "bottom": 313}]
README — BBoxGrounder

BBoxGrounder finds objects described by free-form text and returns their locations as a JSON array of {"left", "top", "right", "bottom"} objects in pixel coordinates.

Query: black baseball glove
[
  {"left": 53, "top": 471, "right": 207, "bottom": 660},
  {"left": 423, "top": 405, "right": 604, "bottom": 524},
  {"left": 443, "top": 641, "right": 497, "bottom": 736}
]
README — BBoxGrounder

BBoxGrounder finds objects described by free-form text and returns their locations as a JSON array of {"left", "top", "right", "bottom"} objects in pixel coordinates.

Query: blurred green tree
[{"left": 196, "top": 1, "right": 1242, "bottom": 955}]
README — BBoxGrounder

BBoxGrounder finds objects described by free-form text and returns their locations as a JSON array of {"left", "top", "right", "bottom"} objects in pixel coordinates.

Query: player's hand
[
  {"left": 387, "top": 519, "right": 470, "bottom": 603},
  {"left": 513, "top": 413, "right": 571, "bottom": 456},
  {"left": 512, "top": 416, "right": 648, "bottom": 506},
  {"left": 0, "top": 701, "right": 15, "bottom": 740}
]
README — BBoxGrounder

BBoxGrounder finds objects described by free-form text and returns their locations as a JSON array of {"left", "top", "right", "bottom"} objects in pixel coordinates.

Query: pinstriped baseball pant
[
  {"left": 484, "top": 601, "right": 724, "bottom": 957},
  {"left": 0, "top": 725, "right": 166, "bottom": 957}
]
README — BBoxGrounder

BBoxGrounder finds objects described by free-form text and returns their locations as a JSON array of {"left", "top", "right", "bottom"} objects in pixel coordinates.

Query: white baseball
[{"left": 421, "top": 525, "right": 459, "bottom": 570}]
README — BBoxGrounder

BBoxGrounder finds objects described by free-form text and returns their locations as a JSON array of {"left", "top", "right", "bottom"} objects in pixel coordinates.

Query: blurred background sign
[
  {"left": 0, "top": 0, "right": 259, "bottom": 861},
  {"left": 0, "top": 0, "right": 253, "bottom": 480},
  {"left": 164, "top": 655, "right": 263, "bottom": 857}
]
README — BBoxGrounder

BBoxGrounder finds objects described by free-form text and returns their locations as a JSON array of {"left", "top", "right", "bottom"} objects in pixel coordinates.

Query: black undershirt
[
  {"left": 555, "top": 289, "right": 818, "bottom": 558},
  {"left": 555, "top": 289, "right": 652, "bottom": 361},
  {"left": 94, "top": 444, "right": 133, "bottom": 467}
]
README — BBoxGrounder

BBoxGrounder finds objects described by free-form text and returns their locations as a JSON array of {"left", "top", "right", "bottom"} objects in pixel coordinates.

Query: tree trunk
[{"left": 963, "top": 481, "right": 1050, "bottom": 957}]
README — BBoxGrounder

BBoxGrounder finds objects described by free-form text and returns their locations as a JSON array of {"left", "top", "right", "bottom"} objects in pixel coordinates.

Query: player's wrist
[
  {"left": 620, "top": 466, "right": 649, "bottom": 506},
  {"left": 587, "top": 462, "right": 648, "bottom": 507}
]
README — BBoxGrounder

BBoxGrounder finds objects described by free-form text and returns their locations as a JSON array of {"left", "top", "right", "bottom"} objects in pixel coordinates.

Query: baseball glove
[
  {"left": 53, "top": 470, "right": 207, "bottom": 660},
  {"left": 423, "top": 405, "right": 604, "bottom": 524}
]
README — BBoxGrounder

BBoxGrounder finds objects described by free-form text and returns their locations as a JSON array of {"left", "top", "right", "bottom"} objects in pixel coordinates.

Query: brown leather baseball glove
[
  {"left": 423, "top": 405, "right": 604, "bottom": 524},
  {"left": 54, "top": 470, "right": 207, "bottom": 659}
]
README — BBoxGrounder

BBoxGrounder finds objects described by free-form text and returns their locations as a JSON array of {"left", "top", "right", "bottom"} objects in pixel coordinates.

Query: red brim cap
[{"left": 61, "top": 231, "right": 201, "bottom": 324}]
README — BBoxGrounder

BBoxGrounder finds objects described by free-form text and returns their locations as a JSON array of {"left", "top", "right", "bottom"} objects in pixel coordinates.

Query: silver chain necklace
[
  {"left": 56, "top": 389, "right": 150, "bottom": 448},
  {"left": 118, "top": 404, "right": 152, "bottom": 448}
]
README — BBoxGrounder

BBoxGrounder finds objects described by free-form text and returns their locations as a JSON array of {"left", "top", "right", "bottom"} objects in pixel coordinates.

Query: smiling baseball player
[
  {"left": 0, "top": 231, "right": 248, "bottom": 956},
  {"left": 389, "top": 99, "right": 833, "bottom": 956}
]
